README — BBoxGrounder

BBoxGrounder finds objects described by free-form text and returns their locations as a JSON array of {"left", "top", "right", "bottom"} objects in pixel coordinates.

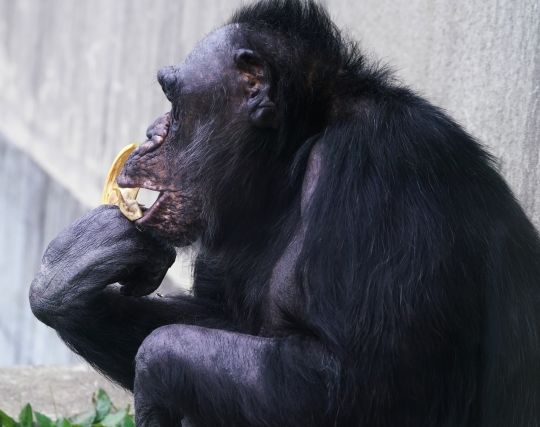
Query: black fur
[{"left": 30, "top": 1, "right": 540, "bottom": 426}]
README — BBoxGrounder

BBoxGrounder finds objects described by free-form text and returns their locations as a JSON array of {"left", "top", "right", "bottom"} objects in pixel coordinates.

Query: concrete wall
[{"left": 0, "top": 0, "right": 538, "bottom": 365}]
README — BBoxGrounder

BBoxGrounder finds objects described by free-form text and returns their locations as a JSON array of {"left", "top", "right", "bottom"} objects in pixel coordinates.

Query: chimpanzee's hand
[{"left": 30, "top": 205, "right": 176, "bottom": 314}]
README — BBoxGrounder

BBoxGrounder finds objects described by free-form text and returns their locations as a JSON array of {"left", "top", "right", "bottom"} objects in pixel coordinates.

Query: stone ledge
[{"left": 0, "top": 365, "right": 132, "bottom": 418}]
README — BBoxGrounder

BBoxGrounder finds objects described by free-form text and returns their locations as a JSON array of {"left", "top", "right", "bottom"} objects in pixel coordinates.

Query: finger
[{"left": 118, "top": 262, "right": 171, "bottom": 297}]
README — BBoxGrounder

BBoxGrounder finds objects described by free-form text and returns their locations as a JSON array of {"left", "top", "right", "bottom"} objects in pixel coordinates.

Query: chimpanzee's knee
[
  {"left": 135, "top": 324, "right": 211, "bottom": 404},
  {"left": 134, "top": 325, "right": 207, "bottom": 426}
]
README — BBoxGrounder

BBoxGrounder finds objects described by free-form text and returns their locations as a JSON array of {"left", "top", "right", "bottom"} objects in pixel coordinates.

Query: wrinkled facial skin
[{"left": 117, "top": 25, "right": 269, "bottom": 246}]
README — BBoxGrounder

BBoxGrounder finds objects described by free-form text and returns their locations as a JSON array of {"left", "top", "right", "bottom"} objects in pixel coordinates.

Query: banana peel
[{"left": 101, "top": 143, "right": 143, "bottom": 221}]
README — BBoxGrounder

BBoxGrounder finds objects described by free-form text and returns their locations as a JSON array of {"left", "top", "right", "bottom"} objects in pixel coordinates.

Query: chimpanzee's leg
[{"left": 134, "top": 324, "right": 338, "bottom": 427}]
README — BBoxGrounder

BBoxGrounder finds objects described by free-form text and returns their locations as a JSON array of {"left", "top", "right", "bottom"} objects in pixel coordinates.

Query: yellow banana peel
[{"left": 101, "top": 143, "right": 143, "bottom": 221}]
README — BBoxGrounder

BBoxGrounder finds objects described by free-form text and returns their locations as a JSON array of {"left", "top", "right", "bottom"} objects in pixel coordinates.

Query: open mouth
[
  {"left": 134, "top": 188, "right": 167, "bottom": 225},
  {"left": 136, "top": 188, "right": 163, "bottom": 212},
  {"left": 109, "top": 112, "right": 175, "bottom": 222},
  {"left": 136, "top": 188, "right": 162, "bottom": 213},
  {"left": 112, "top": 184, "right": 168, "bottom": 223}
]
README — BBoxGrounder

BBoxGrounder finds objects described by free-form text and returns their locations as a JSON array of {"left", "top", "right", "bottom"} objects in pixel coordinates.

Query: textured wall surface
[
  {"left": 332, "top": 0, "right": 540, "bottom": 222},
  {"left": 0, "top": 0, "right": 538, "bottom": 365}
]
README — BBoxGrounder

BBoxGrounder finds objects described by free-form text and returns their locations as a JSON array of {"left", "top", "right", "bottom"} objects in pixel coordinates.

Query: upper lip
[
  {"left": 116, "top": 169, "right": 179, "bottom": 193},
  {"left": 117, "top": 179, "right": 163, "bottom": 192}
]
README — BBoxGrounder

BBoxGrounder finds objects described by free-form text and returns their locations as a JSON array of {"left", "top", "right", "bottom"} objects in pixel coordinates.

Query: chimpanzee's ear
[{"left": 234, "top": 49, "right": 279, "bottom": 129}]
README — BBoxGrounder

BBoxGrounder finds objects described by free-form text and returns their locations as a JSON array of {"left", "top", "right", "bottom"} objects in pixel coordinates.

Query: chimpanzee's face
[{"left": 117, "top": 25, "right": 279, "bottom": 246}]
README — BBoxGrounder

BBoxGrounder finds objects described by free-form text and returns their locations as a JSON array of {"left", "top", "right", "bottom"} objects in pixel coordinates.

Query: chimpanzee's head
[{"left": 117, "top": 4, "right": 344, "bottom": 246}]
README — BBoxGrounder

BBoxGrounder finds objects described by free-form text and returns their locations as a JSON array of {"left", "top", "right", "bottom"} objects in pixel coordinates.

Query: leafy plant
[{"left": 0, "top": 389, "right": 134, "bottom": 427}]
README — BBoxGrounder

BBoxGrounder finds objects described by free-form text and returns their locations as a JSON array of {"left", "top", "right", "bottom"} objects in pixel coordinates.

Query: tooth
[
  {"left": 137, "top": 188, "right": 160, "bottom": 208},
  {"left": 101, "top": 143, "right": 143, "bottom": 221}
]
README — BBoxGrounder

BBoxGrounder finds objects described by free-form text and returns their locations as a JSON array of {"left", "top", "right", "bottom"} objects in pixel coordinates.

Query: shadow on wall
[
  {"left": 0, "top": 134, "right": 84, "bottom": 365},
  {"left": 0, "top": 135, "right": 190, "bottom": 365}
]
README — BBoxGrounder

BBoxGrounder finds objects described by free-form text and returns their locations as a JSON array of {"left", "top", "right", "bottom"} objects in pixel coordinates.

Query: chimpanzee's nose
[{"left": 157, "top": 66, "right": 179, "bottom": 101}]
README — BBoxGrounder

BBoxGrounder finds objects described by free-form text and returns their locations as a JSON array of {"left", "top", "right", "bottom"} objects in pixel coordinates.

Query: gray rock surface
[{"left": 0, "top": 365, "right": 132, "bottom": 418}]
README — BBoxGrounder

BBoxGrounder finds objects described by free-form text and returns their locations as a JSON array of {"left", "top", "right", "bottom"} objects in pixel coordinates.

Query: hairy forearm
[
  {"left": 32, "top": 279, "right": 227, "bottom": 389},
  {"left": 28, "top": 206, "right": 230, "bottom": 389}
]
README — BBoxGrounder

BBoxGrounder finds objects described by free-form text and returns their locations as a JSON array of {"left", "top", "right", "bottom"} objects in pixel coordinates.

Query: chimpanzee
[{"left": 29, "top": 0, "right": 540, "bottom": 426}]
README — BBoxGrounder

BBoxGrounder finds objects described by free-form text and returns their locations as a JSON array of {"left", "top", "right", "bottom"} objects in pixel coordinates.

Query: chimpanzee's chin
[{"left": 134, "top": 222, "right": 196, "bottom": 249}]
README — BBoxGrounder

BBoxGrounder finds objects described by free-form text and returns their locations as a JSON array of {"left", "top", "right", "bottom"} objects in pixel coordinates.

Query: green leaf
[
  {"left": 18, "top": 404, "right": 32, "bottom": 427},
  {"left": 100, "top": 409, "right": 127, "bottom": 427},
  {"left": 35, "top": 412, "right": 55, "bottom": 427},
  {"left": 118, "top": 414, "right": 135, "bottom": 427},
  {"left": 68, "top": 409, "right": 96, "bottom": 427},
  {"left": 55, "top": 418, "right": 73, "bottom": 427},
  {"left": 0, "top": 409, "right": 18, "bottom": 427},
  {"left": 0, "top": 388, "right": 133, "bottom": 427},
  {"left": 93, "top": 389, "right": 113, "bottom": 422}
]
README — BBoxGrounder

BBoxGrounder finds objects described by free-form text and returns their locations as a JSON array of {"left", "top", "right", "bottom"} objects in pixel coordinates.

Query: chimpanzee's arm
[
  {"left": 133, "top": 324, "right": 339, "bottom": 427},
  {"left": 29, "top": 205, "right": 229, "bottom": 390}
]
